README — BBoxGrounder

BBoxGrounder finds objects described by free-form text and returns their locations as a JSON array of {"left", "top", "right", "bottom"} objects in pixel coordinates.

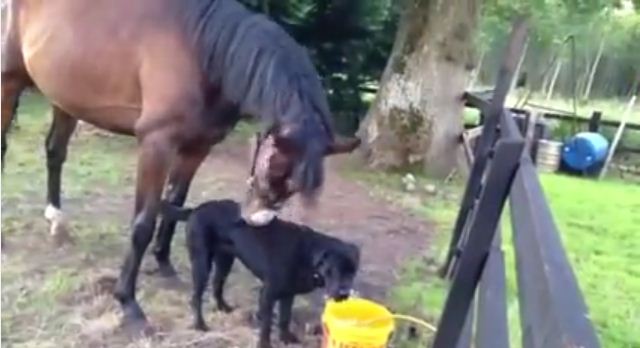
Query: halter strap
[{"left": 249, "top": 131, "right": 263, "bottom": 178}]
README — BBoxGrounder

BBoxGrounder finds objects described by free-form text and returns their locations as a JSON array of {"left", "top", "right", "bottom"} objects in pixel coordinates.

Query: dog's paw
[{"left": 280, "top": 331, "right": 300, "bottom": 345}]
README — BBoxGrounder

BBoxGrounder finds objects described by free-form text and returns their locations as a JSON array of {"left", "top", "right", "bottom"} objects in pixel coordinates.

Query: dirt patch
[{"left": 1, "top": 134, "right": 433, "bottom": 347}]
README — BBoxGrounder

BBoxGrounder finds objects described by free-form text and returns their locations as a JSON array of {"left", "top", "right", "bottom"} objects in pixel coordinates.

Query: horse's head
[{"left": 243, "top": 125, "right": 360, "bottom": 226}]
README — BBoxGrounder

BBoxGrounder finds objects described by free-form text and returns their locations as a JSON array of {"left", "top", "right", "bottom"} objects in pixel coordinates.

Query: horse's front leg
[
  {"left": 114, "top": 130, "right": 173, "bottom": 327},
  {"left": 153, "top": 144, "right": 210, "bottom": 278},
  {"left": 44, "top": 107, "right": 77, "bottom": 246}
]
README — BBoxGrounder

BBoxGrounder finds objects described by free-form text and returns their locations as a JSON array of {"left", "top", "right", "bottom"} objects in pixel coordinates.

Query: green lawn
[
  {"left": 346, "top": 167, "right": 640, "bottom": 347},
  {"left": 535, "top": 174, "right": 640, "bottom": 347}
]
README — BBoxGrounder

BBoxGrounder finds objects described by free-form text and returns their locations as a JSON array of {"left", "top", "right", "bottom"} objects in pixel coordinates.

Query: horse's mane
[
  {"left": 180, "top": 0, "right": 335, "bottom": 195},
  {"left": 181, "top": 0, "right": 334, "bottom": 136}
]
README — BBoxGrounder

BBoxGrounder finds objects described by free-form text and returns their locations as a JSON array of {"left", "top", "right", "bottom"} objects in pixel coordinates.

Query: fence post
[
  {"left": 475, "top": 228, "right": 510, "bottom": 348},
  {"left": 440, "top": 17, "right": 529, "bottom": 278},
  {"left": 588, "top": 111, "right": 602, "bottom": 132},
  {"left": 432, "top": 137, "right": 524, "bottom": 348}
]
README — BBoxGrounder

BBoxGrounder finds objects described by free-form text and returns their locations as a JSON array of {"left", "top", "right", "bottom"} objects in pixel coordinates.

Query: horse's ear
[{"left": 325, "top": 136, "right": 361, "bottom": 156}]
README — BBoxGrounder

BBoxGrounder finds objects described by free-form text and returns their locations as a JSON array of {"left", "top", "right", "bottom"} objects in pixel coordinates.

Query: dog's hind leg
[
  {"left": 189, "top": 249, "right": 212, "bottom": 331},
  {"left": 212, "top": 253, "right": 235, "bottom": 313},
  {"left": 278, "top": 295, "right": 300, "bottom": 344}
]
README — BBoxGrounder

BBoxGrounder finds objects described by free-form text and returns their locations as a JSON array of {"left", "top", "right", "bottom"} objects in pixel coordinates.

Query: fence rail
[{"left": 433, "top": 18, "right": 600, "bottom": 348}]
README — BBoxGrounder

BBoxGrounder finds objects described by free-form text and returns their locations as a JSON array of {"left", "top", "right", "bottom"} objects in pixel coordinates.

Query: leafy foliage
[
  {"left": 478, "top": 0, "right": 640, "bottom": 100},
  {"left": 239, "top": 0, "right": 638, "bottom": 132},
  {"left": 239, "top": 0, "right": 399, "bottom": 134}
]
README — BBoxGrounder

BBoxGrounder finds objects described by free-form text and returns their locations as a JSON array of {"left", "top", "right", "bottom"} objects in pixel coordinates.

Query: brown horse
[{"left": 1, "top": 0, "right": 359, "bottom": 327}]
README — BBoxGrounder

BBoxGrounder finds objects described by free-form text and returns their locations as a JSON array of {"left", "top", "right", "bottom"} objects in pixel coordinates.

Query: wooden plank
[
  {"left": 524, "top": 102, "right": 574, "bottom": 115},
  {"left": 617, "top": 146, "right": 640, "bottom": 154},
  {"left": 464, "top": 126, "right": 484, "bottom": 140},
  {"left": 440, "top": 17, "right": 529, "bottom": 278},
  {"left": 432, "top": 137, "right": 524, "bottom": 348},
  {"left": 543, "top": 112, "right": 640, "bottom": 131},
  {"left": 475, "top": 228, "right": 510, "bottom": 348},
  {"left": 463, "top": 91, "right": 491, "bottom": 112},
  {"left": 456, "top": 297, "right": 475, "bottom": 348},
  {"left": 510, "top": 157, "right": 601, "bottom": 348},
  {"left": 461, "top": 132, "right": 475, "bottom": 166}
]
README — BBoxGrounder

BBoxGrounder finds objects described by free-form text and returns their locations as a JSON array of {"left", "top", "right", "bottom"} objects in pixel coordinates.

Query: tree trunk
[
  {"left": 541, "top": 53, "right": 558, "bottom": 94},
  {"left": 509, "top": 37, "right": 529, "bottom": 96},
  {"left": 357, "top": 0, "right": 480, "bottom": 177},
  {"left": 628, "top": 71, "right": 640, "bottom": 97},
  {"left": 467, "top": 49, "right": 485, "bottom": 89},
  {"left": 583, "top": 38, "right": 605, "bottom": 100},
  {"left": 546, "top": 59, "right": 563, "bottom": 100}
]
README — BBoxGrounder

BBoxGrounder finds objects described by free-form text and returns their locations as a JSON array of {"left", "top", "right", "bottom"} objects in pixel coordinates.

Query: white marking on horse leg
[
  {"left": 44, "top": 204, "right": 65, "bottom": 222},
  {"left": 44, "top": 204, "right": 71, "bottom": 244}
]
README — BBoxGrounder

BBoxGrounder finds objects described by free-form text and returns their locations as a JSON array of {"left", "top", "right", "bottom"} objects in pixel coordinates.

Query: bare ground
[{"left": 1, "top": 126, "right": 433, "bottom": 348}]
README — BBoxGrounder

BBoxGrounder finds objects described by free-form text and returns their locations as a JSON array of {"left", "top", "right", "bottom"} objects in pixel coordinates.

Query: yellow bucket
[{"left": 321, "top": 298, "right": 395, "bottom": 348}]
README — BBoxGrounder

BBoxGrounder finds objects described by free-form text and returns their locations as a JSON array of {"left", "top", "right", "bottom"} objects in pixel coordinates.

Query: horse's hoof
[
  {"left": 119, "top": 304, "right": 153, "bottom": 337},
  {"left": 120, "top": 317, "right": 155, "bottom": 338},
  {"left": 156, "top": 263, "right": 178, "bottom": 278},
  {"left": 192, "top": 321, "right": 209, "bottom": 332},
  {"left": 217, "top": 301, "right": 235, "bottom": 313},
  {"left": 144, "top": 261, "right": 177, "bottom": 277}
]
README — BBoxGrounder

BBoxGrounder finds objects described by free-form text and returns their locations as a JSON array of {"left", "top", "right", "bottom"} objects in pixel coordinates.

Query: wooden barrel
[{"left": 536, "top": 139, "right": 563, "bottom": 173}]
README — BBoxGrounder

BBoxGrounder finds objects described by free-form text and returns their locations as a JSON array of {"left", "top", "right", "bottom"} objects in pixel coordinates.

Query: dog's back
[
  {"left": 187, "top": 199, "right": 241, "bottom": 230},
  {"left": 185, "top": 199, "right": 242, "bottom": 263},
  {"left": 185, "top": 199, "right": 337, "bottom": 288}
]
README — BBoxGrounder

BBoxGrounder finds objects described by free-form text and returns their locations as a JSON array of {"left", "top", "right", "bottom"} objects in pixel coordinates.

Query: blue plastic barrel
[{"left": 562, "top": 132, "right": 609, "bottom": 171}]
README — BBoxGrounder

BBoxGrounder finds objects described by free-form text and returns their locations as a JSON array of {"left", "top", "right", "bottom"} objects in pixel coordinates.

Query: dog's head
[{"left": 313, "top": 242, "right": 360, "bottom": 301}]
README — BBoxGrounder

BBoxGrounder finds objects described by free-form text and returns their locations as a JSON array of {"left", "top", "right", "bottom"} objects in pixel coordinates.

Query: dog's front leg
[
  {"left": 278, "top": 295, "right": 299, "bottom": 345},
  {"left": 257, "top": 286, "right": 276, "bottom": 348}
]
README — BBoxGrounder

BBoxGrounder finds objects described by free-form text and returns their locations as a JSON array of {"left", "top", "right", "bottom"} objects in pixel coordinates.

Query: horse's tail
[{"left": 161, "top": 201, "right": 193, "bottom": 222}]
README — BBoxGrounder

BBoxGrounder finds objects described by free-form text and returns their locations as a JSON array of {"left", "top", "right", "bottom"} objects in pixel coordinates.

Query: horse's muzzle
[{"left": 241, "top": 208, "right": 275, "bottom": 226}]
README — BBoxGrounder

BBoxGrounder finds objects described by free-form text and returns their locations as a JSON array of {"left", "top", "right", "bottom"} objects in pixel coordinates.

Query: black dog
[{"left": 167, "top": 199, "right": 359, "bottom": 348}]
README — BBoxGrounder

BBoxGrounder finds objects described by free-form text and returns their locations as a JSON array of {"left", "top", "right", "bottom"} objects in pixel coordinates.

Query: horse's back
[{"left": 11, "top": 0, "right": 202, "bottom": 134}]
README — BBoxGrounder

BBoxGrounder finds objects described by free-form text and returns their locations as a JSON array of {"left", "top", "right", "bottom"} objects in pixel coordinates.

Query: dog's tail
[{"left": 161, "top": 201, "right": 193, "bottom": 222}]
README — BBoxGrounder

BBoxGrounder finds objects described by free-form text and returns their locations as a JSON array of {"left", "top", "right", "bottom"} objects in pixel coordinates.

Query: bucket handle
[{"left": 358, "top": 314, "right": 437, "bottom": 333}]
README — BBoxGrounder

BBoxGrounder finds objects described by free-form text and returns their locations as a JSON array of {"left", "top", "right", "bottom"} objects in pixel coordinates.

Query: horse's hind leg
[
  {"left": 153, "top": 144, "right": 209, "bottom": 278},
  {"left": 44, "top": 107, "right": 78, "bottom": 245},
  {"left": 1, "top": 4, "right": 31, "bottom": 168},
  {"left": 1, "top": 73, "right": 28, "bottom": 168}
]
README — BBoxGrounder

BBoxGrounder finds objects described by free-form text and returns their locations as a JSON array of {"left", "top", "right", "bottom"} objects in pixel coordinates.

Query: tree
[
  {"left": 357, "top": 0, "right": 480, "bottom": 176},
  {"left": 240, "top": 0, "right": 398, "bottom": 135}
]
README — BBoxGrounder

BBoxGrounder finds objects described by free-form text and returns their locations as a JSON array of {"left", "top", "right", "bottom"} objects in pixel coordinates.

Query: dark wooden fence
[{"left": 432, "top": 18, "right": 601, "bottom": 348}]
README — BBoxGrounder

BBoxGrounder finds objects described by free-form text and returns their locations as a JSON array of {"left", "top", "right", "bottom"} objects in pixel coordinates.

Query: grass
[
  {"left": 345, "top": 166, "right": 640, "bottom": 348},
  {"left": 1, "top": 94, "right": 260, "bottom": 348},
  {"left": 535, "top": 174, "right": 640, "bottom": 347},
  {"left": 3, "top": 91, "right": 637, "bottom": 346}
]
